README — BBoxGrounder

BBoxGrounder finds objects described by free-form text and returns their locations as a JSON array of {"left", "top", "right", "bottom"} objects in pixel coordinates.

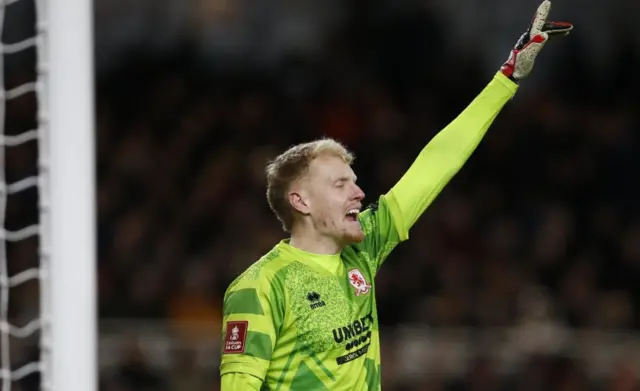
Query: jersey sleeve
[
  {"left": 220, "top": 372, "right": 263, "bottom": 391},
  {"left": 219, "top": 273, "right": 284, "bottom": 382},
  {"left": 388, "top": 72, "right": 517, "bottom": 234},
  {"left": 356, "top": 72, "right": 517, "bottom": 275}
]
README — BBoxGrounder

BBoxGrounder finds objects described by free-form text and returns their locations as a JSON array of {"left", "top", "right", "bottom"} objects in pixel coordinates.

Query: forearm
[
  {"left": 221, "top": 372, "right": 263, "bottom": 391},
  {"left": 387, "top": 72, "right": 518, "bottom": 236}
]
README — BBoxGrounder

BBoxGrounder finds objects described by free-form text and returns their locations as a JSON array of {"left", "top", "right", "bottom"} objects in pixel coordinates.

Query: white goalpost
[
  {"left": 47, "top": 0, "right": 97, "bottom": 390},
  {"left": 0, "top": 0, "right": 96, "bottom": 389}
]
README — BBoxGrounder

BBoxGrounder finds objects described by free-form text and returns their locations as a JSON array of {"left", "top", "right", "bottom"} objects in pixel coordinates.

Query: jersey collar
[{"left": 276, "top": 240, "right": 342, "bottom": 275}]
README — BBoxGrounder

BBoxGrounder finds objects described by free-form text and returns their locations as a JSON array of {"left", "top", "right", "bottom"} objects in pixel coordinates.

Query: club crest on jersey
[
  {"left": 348, "top": 268, "right": 371, "bottom": 296},
  {"left": 223, "top": 321, "right": 248, "bottom": 354}
]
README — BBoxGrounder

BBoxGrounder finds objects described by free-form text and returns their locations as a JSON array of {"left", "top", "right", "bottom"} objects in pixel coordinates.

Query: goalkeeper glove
[{"left": 500, "top": 0, "right": 573, "bottom": 83}]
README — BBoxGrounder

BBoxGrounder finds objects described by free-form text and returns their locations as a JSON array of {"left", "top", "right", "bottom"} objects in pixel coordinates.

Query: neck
[{"left": 289, "top": 224, "right": 342, "bottom": 255}]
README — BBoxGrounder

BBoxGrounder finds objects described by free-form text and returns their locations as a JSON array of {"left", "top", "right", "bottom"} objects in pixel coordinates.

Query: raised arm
[
  {"left": 355, "top": 73, "right": 517, "bottom": 275},
  {"left": 351, "top": 1, "right": 572, "bottom": 275},
  {"left": 385, "top": 0, "right": 572, "bottom": 239},
  {"left": 386, "top": 72, "right": 517, "bottom": 239}
]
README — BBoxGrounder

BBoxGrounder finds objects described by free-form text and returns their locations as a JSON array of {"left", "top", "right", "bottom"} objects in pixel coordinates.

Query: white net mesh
[{"left": 0, "top": 0, "right": 49, "bottom": 389}]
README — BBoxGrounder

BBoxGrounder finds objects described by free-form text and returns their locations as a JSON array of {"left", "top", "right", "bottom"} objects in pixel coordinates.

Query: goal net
[
  {"left": 0, "top": 0, "right": 95, "bottom": 389},
  {"left": 1, "top": 0, "right": 50, "bottom": 390}
]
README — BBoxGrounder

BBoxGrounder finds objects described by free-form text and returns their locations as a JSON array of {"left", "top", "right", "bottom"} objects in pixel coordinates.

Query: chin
[
  {"left": 349, "top": 234, "right": 365, "bottom": 244},
  {"left": 342, "top": 227, "right": 365, "bottom": 244}
]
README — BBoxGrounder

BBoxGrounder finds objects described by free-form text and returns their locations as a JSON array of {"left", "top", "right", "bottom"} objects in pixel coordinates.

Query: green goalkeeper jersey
[
  {"left": 220, "top": 72, "right": 518, "bottom": 390},
  {"left": 221, "top": 195, "right": 402, "bottom": 390}
]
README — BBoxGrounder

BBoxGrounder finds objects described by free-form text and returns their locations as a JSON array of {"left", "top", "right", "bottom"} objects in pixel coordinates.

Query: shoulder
[{"left": 224, "top": 247, "right": 292, "bottom": 298}]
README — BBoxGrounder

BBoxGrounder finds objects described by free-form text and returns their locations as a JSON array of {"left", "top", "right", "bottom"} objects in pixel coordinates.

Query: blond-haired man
[{"left": 220, "top": 2, "right": 572, "bottom": 389}]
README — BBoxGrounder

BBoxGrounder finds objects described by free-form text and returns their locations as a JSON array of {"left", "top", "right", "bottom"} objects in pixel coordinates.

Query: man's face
[{"left": 293, "top": 155, "right": 366, "bottom": 245}]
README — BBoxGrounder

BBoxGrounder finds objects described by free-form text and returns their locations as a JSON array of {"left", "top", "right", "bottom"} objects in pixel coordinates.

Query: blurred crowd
[
  {"left": 94, "top": 18, "right": 640, "bottom": 391},
  {"left": 3, "top": 0, "right": 640, "bottom": 390}
]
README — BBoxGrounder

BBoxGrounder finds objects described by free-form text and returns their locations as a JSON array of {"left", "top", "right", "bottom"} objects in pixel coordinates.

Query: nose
[{"left": 352, "top": 184, "right": 365, "bottom": 202}]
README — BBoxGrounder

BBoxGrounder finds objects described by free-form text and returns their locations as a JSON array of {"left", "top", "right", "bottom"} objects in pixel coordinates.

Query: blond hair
[{"left": 266, "top": 138, "right": 354, "bottom": 232}]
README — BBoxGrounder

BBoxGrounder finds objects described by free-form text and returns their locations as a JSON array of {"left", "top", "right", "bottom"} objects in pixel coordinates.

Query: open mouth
[{"left": 345, "top": 208, "right": 360, "bottom": 222}]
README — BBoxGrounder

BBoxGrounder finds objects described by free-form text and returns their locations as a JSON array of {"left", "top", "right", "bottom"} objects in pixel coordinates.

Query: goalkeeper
[{"left": 220, "top": 1, "right": 572, "bottom": 390}]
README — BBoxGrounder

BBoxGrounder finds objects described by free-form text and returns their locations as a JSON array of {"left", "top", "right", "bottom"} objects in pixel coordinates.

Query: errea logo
[{"left": 306, "top": 291, "right": 326, "bottom": 310}]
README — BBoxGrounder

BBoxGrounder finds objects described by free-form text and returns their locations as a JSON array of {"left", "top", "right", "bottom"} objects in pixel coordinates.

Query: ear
[{"left": 288, "top": 190, "right": 311, "bottom": 215}]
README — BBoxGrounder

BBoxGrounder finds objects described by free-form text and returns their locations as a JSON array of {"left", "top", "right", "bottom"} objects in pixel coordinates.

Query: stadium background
[{"left": 4, "top": 0, "right": 640, "bottom": 390}]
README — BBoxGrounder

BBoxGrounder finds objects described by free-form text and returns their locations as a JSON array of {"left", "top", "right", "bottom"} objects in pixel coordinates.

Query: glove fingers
[
  {"left": 502, "top": 1, "right": 573, "bottom": 82},
  {"left": 542, "top": 21, "right": 573, "bottom": 36},
  {"left": 530, "top": 0, "right": 552, "bottom": 35}
]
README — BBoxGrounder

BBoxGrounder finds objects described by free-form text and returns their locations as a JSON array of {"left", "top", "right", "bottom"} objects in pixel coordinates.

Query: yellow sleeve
[
  {"left": 221, "top": 372, "right": 263, "bottom": 391},
  {"left": 387, "top": 72, "right": 518, "bottom": 239},
  {"left": 219, "top": 275, "right": 283, "bottom": 381}
]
